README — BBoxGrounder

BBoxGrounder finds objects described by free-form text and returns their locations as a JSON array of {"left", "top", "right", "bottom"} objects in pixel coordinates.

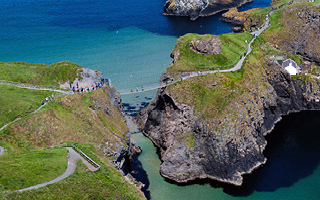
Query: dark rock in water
[
  {"left": 232, "top": 26, "right": 243, "bottom": 33},
  {"left": 163, "top": 0, "right": 254, "bottom": 20},
  {"left": 137, "top": 58, "right": 320, "bottom": 186},
  {"left": 132, "top": 145, "right": 142, "bottom": 154},
  {"left": 189, "top": 37, "right": 221, "bottom": 55}
]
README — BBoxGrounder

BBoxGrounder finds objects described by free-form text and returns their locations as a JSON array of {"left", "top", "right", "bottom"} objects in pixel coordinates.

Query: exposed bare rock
[
  {"left": 220, "top": 7, "right": 259, "bottom": 26},
  {"left": 163, "top": 0, "right": 254, "bottom": 20},
  {"left": 137, "top": 59, "right": 320, "bottom": 186},
  {"left": 60, "top": 67, "right": 103, "bottom": 89},
  {"left": 231, "top": 26, "right": 243, "bottom": 33},
  {"left": 189, "top": 37, "right": 221, "bottom": 55}
]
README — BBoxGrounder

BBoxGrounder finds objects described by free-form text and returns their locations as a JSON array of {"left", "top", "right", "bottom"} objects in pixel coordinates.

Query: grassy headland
[
  {"left": 1, "top": 143, "right": 145, "bottom": 199},
  {"left": 0, "top": 61, "right": 144, "bottom": 198},
  {"left": 0, "top": 61, "right": 82, "bottom": 87},
  {"left": 166, "top": 32, "right": 253, "bottom": 72},
  {"left": 0, "top": 87, "right": 128, "bottom": 154},
  {"left": 0, "top": 84, "right": 61, "bottom": 128},
  {"left": 0, "top": 148, "right": 68, "bottom": 191},
  {"left": 168, "top": 2, "right": 320, "bottom": 121}
]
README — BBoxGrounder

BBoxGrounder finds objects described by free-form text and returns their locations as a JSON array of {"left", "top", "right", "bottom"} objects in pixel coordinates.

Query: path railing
[{"left": 44, "top": 143, "right": 101, "bottom": 171}]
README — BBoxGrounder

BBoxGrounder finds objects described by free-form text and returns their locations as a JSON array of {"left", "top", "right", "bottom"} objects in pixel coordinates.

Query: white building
[{"left": 283, "top": 59, "right": 300, "bottom": 76}]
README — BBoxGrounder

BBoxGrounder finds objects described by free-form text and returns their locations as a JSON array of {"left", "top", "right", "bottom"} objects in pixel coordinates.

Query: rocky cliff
[
  {"left": 245, "top": 3, "right": 320, "bottom": 65},
  {"left": 220, "top": 7, "right": 259, "bottom": 26},
  {"left": 163, "top": 0, "right": 253, "bottom": 20},
  {"left": 137, "top": 57, "right": 320, "bottom": 186}
]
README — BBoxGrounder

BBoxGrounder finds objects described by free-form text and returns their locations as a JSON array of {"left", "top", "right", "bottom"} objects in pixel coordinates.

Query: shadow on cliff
[
  {"left": 130, "top": 153, "right": 151, "bottom": 199},
  {"left": 165, "top": 110, "right": 320, "bottom": 196}
]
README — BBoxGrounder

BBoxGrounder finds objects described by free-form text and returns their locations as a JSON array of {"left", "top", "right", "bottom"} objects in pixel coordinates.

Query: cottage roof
[
  {"left": 283, "top": 59, "right": 298, "bottom": 69},
  {"left": 285, "top": 65, "right": 298, "bottom": 76}
]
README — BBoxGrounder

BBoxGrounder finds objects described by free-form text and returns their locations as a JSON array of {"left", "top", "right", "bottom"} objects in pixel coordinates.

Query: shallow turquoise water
[{"left": 1, "top": 0, "right": 320, "bottom": 199}]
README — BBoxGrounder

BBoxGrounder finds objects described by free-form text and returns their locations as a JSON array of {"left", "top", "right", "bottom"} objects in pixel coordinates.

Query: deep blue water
[{"left": 2, "top": 0, "right": 319, "bottom": 199}]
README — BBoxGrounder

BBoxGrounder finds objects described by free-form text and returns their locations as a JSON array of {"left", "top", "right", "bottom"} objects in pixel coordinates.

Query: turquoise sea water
[{"left": 1, "top": 0, "right": 319, "bottom": 199}]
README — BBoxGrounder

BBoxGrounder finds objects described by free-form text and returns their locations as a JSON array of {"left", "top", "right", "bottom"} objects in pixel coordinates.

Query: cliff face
[
  {"left": 219, "top": 7, "right": 259, "bottom": 26},
  {"left": 163, "top": 0, "right": 253, "bottom": 20},
  {"left": 137, "top": 58, "right": 320, "bottom": 186}
]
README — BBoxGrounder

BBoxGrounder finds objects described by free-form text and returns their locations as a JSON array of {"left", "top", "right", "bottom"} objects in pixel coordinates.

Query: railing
[{"left": 44, "top": 143, "right": 101, "bottom": 171}]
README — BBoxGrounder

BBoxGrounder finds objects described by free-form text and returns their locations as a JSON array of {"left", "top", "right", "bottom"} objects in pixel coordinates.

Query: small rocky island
[
  {"left": 163, "top": 0, "right": 254, "bottom": 20},
  {"left": 138, "top": 3, "right": 320, "bottom": 186}
]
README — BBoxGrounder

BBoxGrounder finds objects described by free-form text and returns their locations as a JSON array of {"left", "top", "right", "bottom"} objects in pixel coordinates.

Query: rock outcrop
[
  {"left": 163, "top": 0, "right": 254, "bottom": 20},
  {"left": 220, "top": 7, "right": 259, "bottom": 26},
  {"left": 137, "top": 58, "right": 320, "bottom": 186},
  {"left": 189, "top": 37, "right": 221, "bottom": 55}
]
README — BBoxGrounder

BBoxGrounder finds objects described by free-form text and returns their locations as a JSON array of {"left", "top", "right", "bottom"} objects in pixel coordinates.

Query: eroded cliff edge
[
  {"left": 138, "top": 3, "right": 320, "bottom": 186},
  {"left": 163, "top": 0, "right": 254, "bottom": 20},
  {"left": 138, "top": 57, "right": 320, "bottom": 186}
]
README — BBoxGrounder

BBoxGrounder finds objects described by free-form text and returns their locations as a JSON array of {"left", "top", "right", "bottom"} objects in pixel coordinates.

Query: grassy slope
[
  {"left": 168, "top": 3, "right": 320, "bottom": 121},
  {"left": 0, "top": 87, "right": 128, "bottom": 154},
  {"left": 0, "top": 61, "right": 82, "bottom": 87},
  {"left": 0, "top": 87, "right": 144, "bottom": 199},
  {"left": 0, "top": 84, "right": 61, "bottom": 128},
  {"left": 1, "top": 144, "right": 145, "bottom": 200},
  {"left": 0, "top": 60, "right": 144, "bottom": 198},
  {"left": 167, "top": 7, "right": 285, "bottom": 120},
  {"left": 262, "top": 2, "right": 320, "bottom": 62},
  {"left": 0, "top": 148, "right": 68, "bottom": 191},
  {"left": 167, "top": 32, "right": 253, "bottom": 72}
]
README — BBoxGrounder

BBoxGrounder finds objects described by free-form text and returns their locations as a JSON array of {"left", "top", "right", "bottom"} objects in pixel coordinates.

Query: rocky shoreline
[
  {"left": 163, "top": 0, "right": 254, "bottom": 20},
  {"left": 137, "top": 57, "right": 320, "bottom": 186}
]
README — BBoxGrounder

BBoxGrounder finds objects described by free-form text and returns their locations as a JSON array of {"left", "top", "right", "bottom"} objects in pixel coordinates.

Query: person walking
[
  {"left": 76, "top": 83, "right": 79, "bottom": 89},
  {"left": 141, "top": 86, "right": 144, "bottom": 91},
  {"left": 41, "top": 100, "right": 44, "bottom": 105},
  {"left": 70, "top": 83, "right": 72, "bottom": 89},
  {"left": 136, "top": 87, "right": 138, "bottom": 92},
  {"left": 131, "top": 88, "right": 133, "bottom": 92}
]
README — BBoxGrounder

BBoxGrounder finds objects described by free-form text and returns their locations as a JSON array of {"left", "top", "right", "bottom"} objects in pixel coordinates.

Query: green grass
[
  {"left": 1, "top": 143, "right": 145, "bottom": 200},
  {"left": 167, "top": 32, "right": 253, "bottom": 72},
  {"left": 0, "top": 84, "right": 61, "bottom": 128},
  {"left": 167, "top": 2, "right": 320, "bottom": 122},
  {"left": 0, "top": 61, "right": 83, "bottom": 87},
  {"left": 0, "top": 87, "right": 128, "bottom": 154},
  {"left": 185, "top": 132, "right": 196, "bottom": 147},
  {"left": 168, "top": 69, "right": 246, "bottom": 119},
  {"left": 0, "top": 148, "right": 68, "bottom": 191}
]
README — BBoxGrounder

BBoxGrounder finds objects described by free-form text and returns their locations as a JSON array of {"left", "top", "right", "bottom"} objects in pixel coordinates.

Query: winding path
[
  {"left": 0, "top": 81, "right": 73, "bottom": 95},
  {"left": 119, "top": 18, "right": 271, "bottom": 95},
  {"left": 0, "top": 6, "right": 277, "bottom": 190},
  {"left": 17, "top": 147, "right": 96, "bottom": 192},
  {"left": 0, "top": 101, "right": 50, "bottom": 133},
  {"left": 0, "top": 145, "right": 4, "bottom": 155}
]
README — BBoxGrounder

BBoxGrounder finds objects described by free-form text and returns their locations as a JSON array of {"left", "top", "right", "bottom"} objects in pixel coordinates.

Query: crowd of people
[
  {"left": 40, "top": 81, "right": 105, "bottom": 105},
  {"left": 70, "top": 81, "right": 105, "bottom": 93}
]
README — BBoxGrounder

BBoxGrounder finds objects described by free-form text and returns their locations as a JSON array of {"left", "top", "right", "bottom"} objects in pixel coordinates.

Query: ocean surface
[{"left": 1, "top": 0, "right": 319, "bottom": 199}]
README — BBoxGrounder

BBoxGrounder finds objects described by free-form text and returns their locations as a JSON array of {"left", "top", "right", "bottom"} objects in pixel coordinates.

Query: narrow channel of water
[{"left": 126, "top": 95, "right": 320, "bottom": 200}]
